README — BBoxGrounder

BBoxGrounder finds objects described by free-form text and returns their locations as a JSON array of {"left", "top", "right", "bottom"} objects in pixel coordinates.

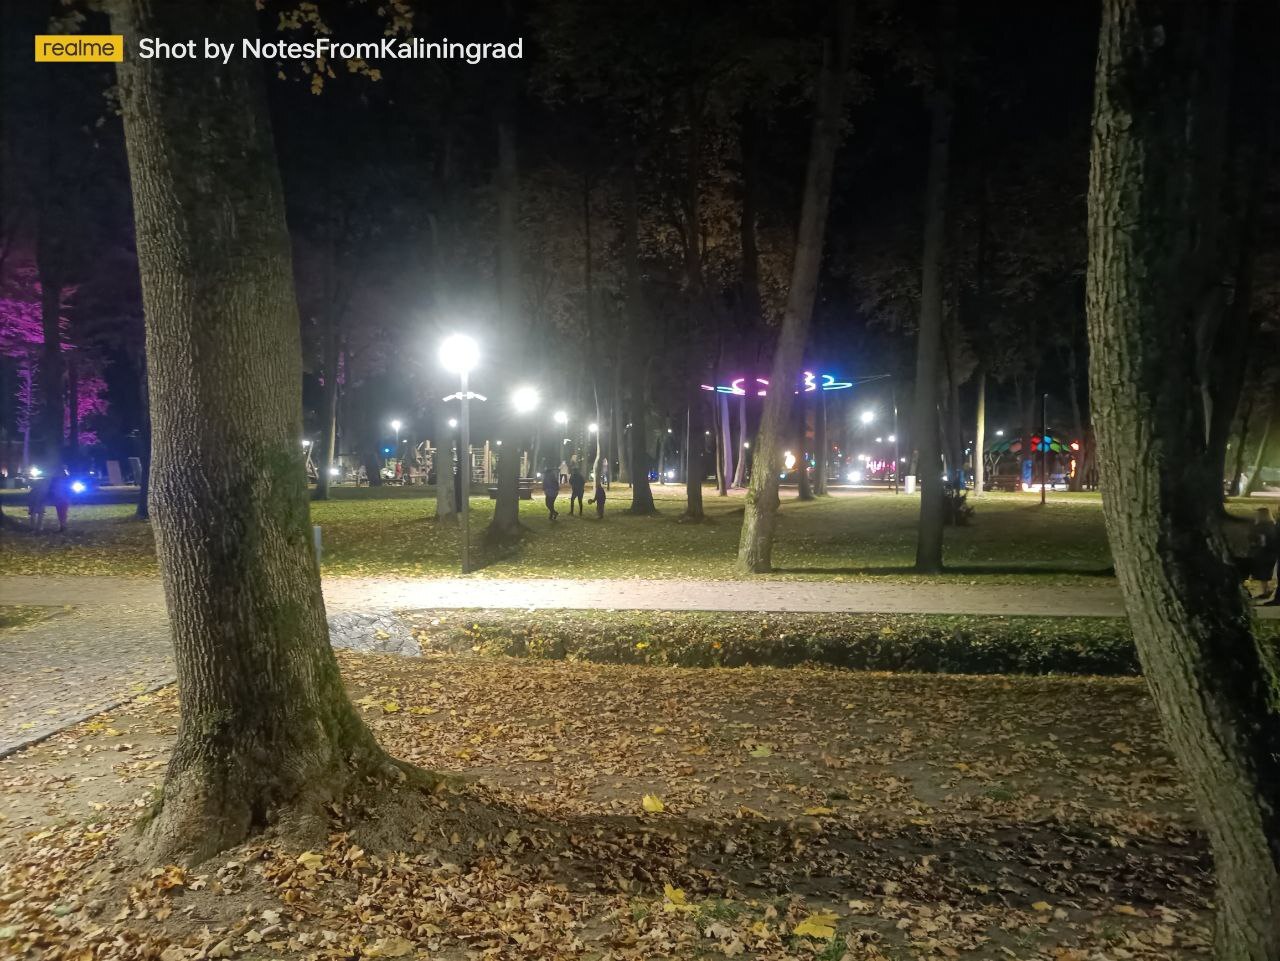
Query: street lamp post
[{"left": 439, "top": 334, "right": 480, "bottom": 574}]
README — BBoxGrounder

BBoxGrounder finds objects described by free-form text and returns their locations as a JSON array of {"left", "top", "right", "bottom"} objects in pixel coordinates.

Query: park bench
[{"left": 486, "top": 480, "right": 537, "bottom": 500}]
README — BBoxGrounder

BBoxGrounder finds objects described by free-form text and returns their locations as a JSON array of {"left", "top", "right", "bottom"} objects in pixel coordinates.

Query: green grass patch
[
  {"left": 0, "top": 606, "right": 55, "bottom": 631},
  {"left": 0, "top": 486, "right": 1121, "bottom": 583},
  {"left": 404, "top": 609, "right": 1165, "bottom": 676}
]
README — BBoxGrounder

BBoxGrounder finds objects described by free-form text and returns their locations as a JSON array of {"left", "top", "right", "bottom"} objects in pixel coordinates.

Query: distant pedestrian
[
  {"left": 48, "top": 467, "right": 72, "bottom": 532},
  {"left": 558, "top": 459, "right": 569, "bottom": 486},
  {"left": 26, "top": 474, "right": 49, "bottom": 531},
  {"left": 589, "top": 478, "right": 606, "bottom": 518},
  {"left": 568, "top": 466, "right": 586, "bottom": 515},
  {"left": 542, "top": 465, "right": 560, "bottom": 521}
]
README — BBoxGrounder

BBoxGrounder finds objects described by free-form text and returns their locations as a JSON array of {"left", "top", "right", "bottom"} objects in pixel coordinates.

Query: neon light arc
[{"left": 700, "top": 371, "right": 856, "bottom": 396}]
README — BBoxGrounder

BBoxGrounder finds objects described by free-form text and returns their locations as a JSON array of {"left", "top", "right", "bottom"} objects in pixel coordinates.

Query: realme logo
[{"left": 35, "top": 35, "right": 124, "bottom": 62}]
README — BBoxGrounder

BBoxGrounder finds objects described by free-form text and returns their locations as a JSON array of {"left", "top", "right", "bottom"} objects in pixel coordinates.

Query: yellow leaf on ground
[
  {"left": 663, "top": 883, "right": 694, "bottom": 912},
  {"left": 804, "top": 806, "right": 836, "bottom": 816},
  {"left": 1031, "top": 901, "right": 1052, "bottom": 913},
  {"left": 296, "top": 851, "right": 323, "bottom": 871},
  {"left": 364, "top": 936, "right": 414, "bottom": 957},
  {"left": 382, "top": 700, "right": 400, "bottom": 713},
  {"left": 792, "top": 910, "right": 839, "bottom": 939},
  {"left": 642, "top": 794, "right": 665, "bottom": 813}
]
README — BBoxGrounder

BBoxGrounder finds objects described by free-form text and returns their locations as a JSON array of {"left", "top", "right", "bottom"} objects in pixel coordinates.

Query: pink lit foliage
[{"left": 1, "top": 264, "right": 108, "bottom": 450}]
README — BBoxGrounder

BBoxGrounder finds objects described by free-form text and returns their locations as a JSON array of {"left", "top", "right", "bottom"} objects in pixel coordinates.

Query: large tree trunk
[
  {"left": 136, "top": 354, "right": 151, "bottom": 519},
  {"left": 487, "top": 118, "right": 524, "bottom": 543},
  {"left": 113, "top": 0, "right": 400, "bottom": 865},
  {"left": 1087, "top": 3, "right": 1280, "bottom": 957},
  {"left": 911, "top": 0, "right": 956, "bottom": 573},
  {"left": 737, "top": 0, "right": 854, "bottom": 572}
]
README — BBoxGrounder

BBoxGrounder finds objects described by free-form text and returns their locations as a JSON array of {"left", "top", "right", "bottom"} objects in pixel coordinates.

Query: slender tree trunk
[
  {"left": 912, "top": 0, "right": 957, "bottom": 573},
  {"left": 435, "top": 405, "right": 458, "bottom": 520},
  {"left": 719, "top": 392, "right": 734, "bottom": 492},
  {"left": 36, "top": 265, "right": 64, "bottom": 465},
  {"left": 732, "top": 395, "right": 747, "bottom": 488},
  {"left": 66, "top": 351, "right": 79, "bottom": 462},
  {"left": 712, "top": 393, "right": 726, "bottom": 494},
  {"left": 795, "top": 396, "right": 814, "bottom": 500},
  {"left": 684, "top": 399, "right": 705, "bottom": 519},
  {"left": 488, "top": 117, "right": 523, "bottom": 543},
  {"left": 113, "top": 0, "right": 406, "bottom": 864},
  {"left": 1245, "top": 394, "right": 1275, "bottom": 495},
  {"left": 814, "top": 392, "right": 829, "bottom": 495},
  {"left": 1088, "top": 3, "right": 1280, "bottom": 957},
  {"left": 613, "top": 346, "right": 628, "bottom": 485},
  {"left": 738, "top": 0, "right": 854, "bottom": 572},
  {"left": 973, "top": 367, "right": 986, "bottom": 496},
  {"left": 315, "top": 315, "right": 340, "bottom": 501},
  {"left": 622, "top": 161, "right": 655, "bottom": 515}
]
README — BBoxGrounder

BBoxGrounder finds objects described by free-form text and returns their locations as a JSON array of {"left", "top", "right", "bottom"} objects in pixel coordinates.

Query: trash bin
[{"left": 904, "top": 475, "right": 917, "bottom": 494}]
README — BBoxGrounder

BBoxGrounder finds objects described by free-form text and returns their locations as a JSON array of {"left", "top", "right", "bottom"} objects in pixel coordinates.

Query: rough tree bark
[
  {"left": 718, "top": 392, "right": 733, "bottom": 493},
  {"left": 911, "top": 0, "right": 956, "bottom": 573},
  {"left": 684, "top": 398, "right": 705, "bottom": 519},
  {"left": 435, "top": 405, "right": 458, "bottom": 520},
  {"left": 487, "top": 116, "right": 524, "bottom": 543},
  {"left": 795, "top": 396, "right": 814, "bottom": 500},
  {"left": 315, "top": 315, "right": 341, "bottom": 501},
  {"left": 112, "top": 0, "right": 407, "bottom": 864},
  {"left": 621, "top": 162, "right": 656, "bottom": 515},
  {"left": 737, "top": 0, "right": 854, "bottom": 572},
  {"left": 1087, "top": 2, "right": 1280, "bottom": 956}
]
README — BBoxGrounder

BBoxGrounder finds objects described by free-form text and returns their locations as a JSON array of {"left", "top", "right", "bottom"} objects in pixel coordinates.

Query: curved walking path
[{"left": 3, "top": 573, "right": 1274, "bottom": 757}]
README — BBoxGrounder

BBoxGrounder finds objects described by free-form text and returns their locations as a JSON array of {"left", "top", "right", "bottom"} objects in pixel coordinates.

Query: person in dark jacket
[
  {"left": 589, "top": 477, "right": 606, "bottom": 518},
  {"left": 542, "top": 465, "right": 560, "bottom": 521},
  {"left": 567, "top": 467, "right": 586, "bottom": 515}
]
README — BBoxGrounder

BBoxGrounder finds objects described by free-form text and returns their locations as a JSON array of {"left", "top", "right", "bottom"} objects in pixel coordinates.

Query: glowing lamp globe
[
  {"left": 512, "top": 386, "right": 541, "bottom": 414},
  {"left": 439, "top": 333, "right": 480, "bottom": 375},
  {"left": 860, "top": 410, "right": 875, "bottom": 425},
  {"left": 553, "top": 410, "right": 568, "bottom": 425}
]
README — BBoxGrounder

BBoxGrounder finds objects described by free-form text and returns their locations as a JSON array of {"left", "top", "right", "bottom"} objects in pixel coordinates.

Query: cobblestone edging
[{"left": 0, "top": 608, "right": 421, "bottom": 758}]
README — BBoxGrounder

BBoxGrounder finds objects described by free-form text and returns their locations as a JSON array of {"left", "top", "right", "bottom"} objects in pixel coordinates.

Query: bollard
[{"left": 312, "top": 524, "right": 322, "bottom": 565}]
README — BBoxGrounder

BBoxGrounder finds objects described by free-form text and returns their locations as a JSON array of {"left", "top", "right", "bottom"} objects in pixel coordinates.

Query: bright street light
[
  {"left": 860, "top": 410, "right": 875, "bottom": 425},
  {"left": 888, "top": 434, "right": 896, "bottom": 443},
  {"left": 553, "top": 410, "right": 568, "bottom": 425},
  {"left": 996, "top": 429, "right": 1005, "bottom": 436},
  {"left": 743, "top": 442, "right": 751, "bottom": 449},
  {"left": 390, "top": 418, "right": 402, "bottom": 434},
  {"left": 438, "top": 333, "right": 480, "bottom": 375},
  {"left": 301, "top": 439, "right": 311, "bottom": 448},
  {"left": 588, "top": 422, "right": 598, "bottom": 434},
  {"left": 511, "top": 385, "right": 541, "bottom": 414},
  {"left": 448, "top": 418, "right": 458, "bottom": 429}
]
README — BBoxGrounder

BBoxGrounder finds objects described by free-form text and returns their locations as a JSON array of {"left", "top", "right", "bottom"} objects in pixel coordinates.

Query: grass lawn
[
  {"left": 0, "top": 486, "right": 1118, "bottom": 582},
  {"left": 0, "top": 649, "right": 1208, "bottom": 959}
]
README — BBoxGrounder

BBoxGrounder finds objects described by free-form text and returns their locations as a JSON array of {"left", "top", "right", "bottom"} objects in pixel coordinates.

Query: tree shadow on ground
[{"left": 772, "top": 563, "right": 1117, "bottom": 578}]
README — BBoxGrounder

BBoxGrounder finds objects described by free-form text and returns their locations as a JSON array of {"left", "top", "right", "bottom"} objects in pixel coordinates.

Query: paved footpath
[{"left": 3, "top": 574, "right": 1275, "bottom": 757}]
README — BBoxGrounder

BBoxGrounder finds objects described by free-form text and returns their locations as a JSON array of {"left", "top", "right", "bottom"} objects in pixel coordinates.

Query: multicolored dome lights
[{"left": 700, "top": 371, "right": 856, "bottom": 395}]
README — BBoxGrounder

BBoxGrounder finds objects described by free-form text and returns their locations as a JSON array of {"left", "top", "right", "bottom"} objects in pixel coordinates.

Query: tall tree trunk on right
[
  {"left": 912, "top": 0, "right": 957, "bottom": 573},
  {"left": 113, "top": 0, "right": 406, "bottom": 865},
  {"left": 737, "top": 0, "right": 854, "bottom": 572},
  {"left": 1087, "top": 3, "right": 1280, "bottom": 957}
]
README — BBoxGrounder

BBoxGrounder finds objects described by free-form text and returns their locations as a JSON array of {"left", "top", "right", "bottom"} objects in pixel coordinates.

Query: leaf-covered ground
[
  {"left": 0, "top": 606, "right": 54, "bottom": 632},
  {"left": 0, "top": 488, "right": 1118, "bottom": 583},
  {"left": 0, "top": 650, "right": 1210, "bottom": 960}
]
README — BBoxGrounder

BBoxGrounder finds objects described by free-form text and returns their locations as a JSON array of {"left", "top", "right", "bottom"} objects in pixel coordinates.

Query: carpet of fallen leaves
[{"left": 0, "top": 651, "right": 1212, "bottom": 960}]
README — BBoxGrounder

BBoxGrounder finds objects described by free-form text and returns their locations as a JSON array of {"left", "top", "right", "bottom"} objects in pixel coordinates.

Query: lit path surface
[
  {"left": 2, "top": 573, "right": 1134, "bottom": 616},
  {"left": 4, "top": 573, "right": 1278, "bottom": 757},
  {"left": 9, "top": 571, "right": 1280, "bottom": 618}
]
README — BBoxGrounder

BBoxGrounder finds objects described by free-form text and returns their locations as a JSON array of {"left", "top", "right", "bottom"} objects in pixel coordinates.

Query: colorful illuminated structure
[{"left": 699, "top": 371, "right": 884, "bottom": 396}]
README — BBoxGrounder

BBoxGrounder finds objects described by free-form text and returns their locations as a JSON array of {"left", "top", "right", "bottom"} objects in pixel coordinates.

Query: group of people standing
[
  {"left": 541, "top": 462, "right": 606, "bottom": 521},
  {"left": 25, "top": 467, "right": 74, "bottom": 532}
]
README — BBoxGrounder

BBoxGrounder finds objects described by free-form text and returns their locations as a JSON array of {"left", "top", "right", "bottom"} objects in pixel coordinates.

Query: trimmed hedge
[{"left": 405, "top": 609, "right": 1169, "bottom": 677}]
